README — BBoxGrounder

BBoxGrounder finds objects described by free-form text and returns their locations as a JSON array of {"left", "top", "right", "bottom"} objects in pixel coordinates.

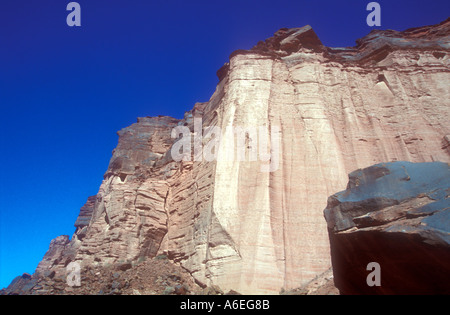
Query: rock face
[
  {"left": 25, "top": 19, "right": 450, "bottom": 294},
  {"left": 35, "top": 235, "right": 71, "bottom": 275},
  {"left": 324, "top": 161, "right": 450, "bottom": 294}
]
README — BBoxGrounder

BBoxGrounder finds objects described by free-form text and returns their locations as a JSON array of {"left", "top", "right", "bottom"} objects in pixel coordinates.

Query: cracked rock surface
[{"left": 324, "top": 161, "right": 450, "bottom": 294}]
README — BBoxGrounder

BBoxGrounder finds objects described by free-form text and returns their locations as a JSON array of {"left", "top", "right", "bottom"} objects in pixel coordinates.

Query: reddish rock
[
  {"left": 35, "top": 235, "right": 71, "bottom": 277},
  {"left": 74, "top": 196, "right": 96, "bottom": 231}
]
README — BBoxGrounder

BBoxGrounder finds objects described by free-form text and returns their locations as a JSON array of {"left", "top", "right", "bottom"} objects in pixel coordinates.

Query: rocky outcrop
[
  {"left": 281, "top": 268, "right": 338, "bottom": 295},
  {"left": 2, "top": 273, "right": 36, "bottom": 295},
  {"left": 324, "top": 161, "right": 450, "bottom": 294},
  {"left": 74, "top": 196, "right": 96, "bottom": 240},
  {"left": 34, "top": 235, "right": 72, "bottom": 276},
  {"left": 14, "top": 19, "right": 450, "bottom": 294},
  {"left": 3, "top": 256, "right": 202, "bottom": 295}
]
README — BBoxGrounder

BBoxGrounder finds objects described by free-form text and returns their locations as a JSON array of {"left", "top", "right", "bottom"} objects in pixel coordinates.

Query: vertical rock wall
[{"left": 35, "top": 19, "right": 450, "bottom": 294}]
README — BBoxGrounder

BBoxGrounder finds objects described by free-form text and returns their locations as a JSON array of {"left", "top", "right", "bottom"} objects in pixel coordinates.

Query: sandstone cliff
[{"left": 27, "top": 19, "right": 450, "bottom": 294}]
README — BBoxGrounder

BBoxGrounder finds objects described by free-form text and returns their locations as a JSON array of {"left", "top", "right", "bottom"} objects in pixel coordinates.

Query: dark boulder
[{"left": 324, "top": 161, "right": 450, "bottom": 294}]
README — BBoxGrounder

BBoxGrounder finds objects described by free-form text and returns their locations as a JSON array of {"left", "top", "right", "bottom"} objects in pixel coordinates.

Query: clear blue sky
[{"left": 0, "top": 0, "right": 448, "bottom": 288}]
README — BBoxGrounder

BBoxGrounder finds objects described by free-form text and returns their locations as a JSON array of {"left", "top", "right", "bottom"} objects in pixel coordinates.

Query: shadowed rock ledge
[{"left": 324, "top": 161, "right": 450, "bottom": 294}]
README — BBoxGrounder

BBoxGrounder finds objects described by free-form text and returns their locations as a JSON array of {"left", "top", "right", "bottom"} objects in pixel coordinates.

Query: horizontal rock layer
[{"left": 32, "top": 19, "right": 450, "bottom": 294}]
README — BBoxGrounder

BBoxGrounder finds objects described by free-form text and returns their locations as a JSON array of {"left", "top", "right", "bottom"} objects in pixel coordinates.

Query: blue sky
[{"left": 0, "top": 0, "right": 448, "bottom": 289}]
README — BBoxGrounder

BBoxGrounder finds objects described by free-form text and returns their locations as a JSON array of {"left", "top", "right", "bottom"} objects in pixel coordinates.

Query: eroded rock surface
[{"left": 324, "top": 161, "right": 450, "bottom": 294}]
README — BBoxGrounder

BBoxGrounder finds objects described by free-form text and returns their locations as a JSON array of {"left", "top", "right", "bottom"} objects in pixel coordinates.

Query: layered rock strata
[
  {"left": 324, "top": 161, "right": 450, "bottom": 294},
  {"left": 31, "top": 19, "right": 450, "bottom": 294}
]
